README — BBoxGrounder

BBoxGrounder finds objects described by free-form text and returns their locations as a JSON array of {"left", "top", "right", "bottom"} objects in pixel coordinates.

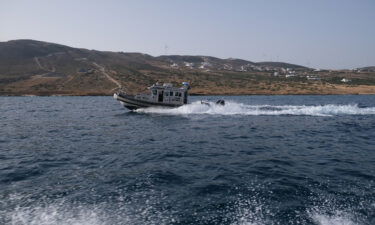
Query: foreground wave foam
[
  {"left": 136, "top": 101, "right": 375, "bottom": 116},
  {"left": 5, "top": 197, "right": 175, "bottom": 225},
  {"left": 3, "top": 192, "right": 369, "bottom": 225},
  {"left": 309, "top": 210, "right": 357, "bottom": 225}
]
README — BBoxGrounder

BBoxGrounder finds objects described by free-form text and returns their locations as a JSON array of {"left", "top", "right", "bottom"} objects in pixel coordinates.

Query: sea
[{"left": 0, "top": 95, "right": 375, "bottom": 225}]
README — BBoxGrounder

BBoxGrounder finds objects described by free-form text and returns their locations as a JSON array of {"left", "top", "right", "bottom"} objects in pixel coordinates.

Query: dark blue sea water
[{"left": 1, "top": 95, "right": 375, "bottom": 225}]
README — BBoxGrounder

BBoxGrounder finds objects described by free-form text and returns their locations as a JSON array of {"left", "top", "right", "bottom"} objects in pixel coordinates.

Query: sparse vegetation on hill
[{"left": 0, "top": 39, "right": 375, "bottom": 95}]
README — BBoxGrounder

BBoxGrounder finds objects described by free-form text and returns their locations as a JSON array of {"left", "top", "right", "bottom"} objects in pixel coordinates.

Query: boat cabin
[{"left": 134, "top": 82, "right": 190, "bottom": 105}]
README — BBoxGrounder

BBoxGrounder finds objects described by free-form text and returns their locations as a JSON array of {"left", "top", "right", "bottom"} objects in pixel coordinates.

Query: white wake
[{"left": 135, "top": 101, "right": 375, "bottom": 116}]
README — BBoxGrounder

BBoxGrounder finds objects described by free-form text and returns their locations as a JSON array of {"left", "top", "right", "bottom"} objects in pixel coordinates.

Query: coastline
[
  {"left": 1, "top": 93, "right": 375, "bottom": 97},
  {"left": 1, "top": 84, "right": 375, "bottom": 96}
]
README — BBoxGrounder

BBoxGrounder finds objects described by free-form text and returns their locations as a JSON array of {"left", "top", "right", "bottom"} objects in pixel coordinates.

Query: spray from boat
[{"left": 136, "top": 101, "right": 375, "bottom": 116}]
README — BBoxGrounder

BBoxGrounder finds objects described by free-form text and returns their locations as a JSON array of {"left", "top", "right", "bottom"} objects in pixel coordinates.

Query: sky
[{"left": 1, "top": 0, "right": 374, "bottom": 69}]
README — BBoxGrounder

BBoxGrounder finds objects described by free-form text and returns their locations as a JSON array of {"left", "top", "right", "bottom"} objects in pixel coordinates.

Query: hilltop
[{"left": 1, "top": 39, "right": 375, "bottom": 95}]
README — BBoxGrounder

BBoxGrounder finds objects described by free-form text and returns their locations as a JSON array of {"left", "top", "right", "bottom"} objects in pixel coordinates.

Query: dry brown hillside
[{"left": 1, "top": 39, "right": 375, "bottom": 95}]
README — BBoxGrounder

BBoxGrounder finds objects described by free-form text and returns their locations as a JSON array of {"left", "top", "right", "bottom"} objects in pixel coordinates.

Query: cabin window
[
  {"left": 170, "top": 91, "right": 173, "bottom": 96},
  {"left": 165, "top": 92, "right": 169, "bottom": 96},
  {"left": 175, "top": 92, "right": 179, "bottom": 97},
  {"left": 152, "top": 90, "right": 157, "bottom": 95}
]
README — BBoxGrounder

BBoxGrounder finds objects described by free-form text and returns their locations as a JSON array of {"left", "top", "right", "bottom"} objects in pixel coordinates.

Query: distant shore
[{"left": 1, "top": 86, "right": 375, "bottom": 96}]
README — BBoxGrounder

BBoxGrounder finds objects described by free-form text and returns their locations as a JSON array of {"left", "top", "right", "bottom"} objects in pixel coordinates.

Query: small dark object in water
[
  {"left": 216, "top": 99, "right": 225, "bottom": 105},
  {"left": 201, "top": 100, "right": 210, "bottom": 106}
]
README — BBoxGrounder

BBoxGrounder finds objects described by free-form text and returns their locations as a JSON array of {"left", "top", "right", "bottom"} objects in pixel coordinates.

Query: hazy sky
[{"left": 1, "top": 0, "right": 374, "bottom": 69}]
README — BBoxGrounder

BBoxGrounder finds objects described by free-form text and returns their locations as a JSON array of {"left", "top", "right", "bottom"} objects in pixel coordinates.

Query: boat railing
[{"left": 116, "top": 86, "right": 127, "bottom": 94}]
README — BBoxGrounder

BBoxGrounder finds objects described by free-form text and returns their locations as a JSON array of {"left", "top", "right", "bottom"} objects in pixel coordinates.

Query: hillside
[
  {"left": 358, "top": 66, "right": 375, "bottom": 72},
  {"left": 1, "top": 39, "right": 375, "bottom": 95}
]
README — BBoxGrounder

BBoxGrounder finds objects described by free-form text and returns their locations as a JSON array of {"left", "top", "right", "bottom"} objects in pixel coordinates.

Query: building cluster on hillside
[
  {"left": 170, "top": 60, "right": 287, "bottom": 73},
  {"left": 167, "top": 60, "right": 356, "bottom": 83},
  {"left": 341, "top": 78, "right": 351, "bottom": 83},
  {"left": 273, "top": 67, "right": 319, "bottom": 80},
  {"left": 273, "top": 68, "right": 354, "bottom": 83},
  {"left": 353, "top": 67, "right": 375, "bottom": 73}
]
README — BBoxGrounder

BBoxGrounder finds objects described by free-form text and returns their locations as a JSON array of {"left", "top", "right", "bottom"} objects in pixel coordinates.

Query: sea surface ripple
[{"left": 0, "top": 95, "right": 374, "bottom": 225}]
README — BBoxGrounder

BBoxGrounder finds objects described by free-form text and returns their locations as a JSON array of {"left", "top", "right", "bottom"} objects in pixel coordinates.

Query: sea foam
[
  {"left": 309, "top": 210, "right": 357, "bottom": 225},
  {"left": 136, "top": 101, "right": 375, "bottom": 117}
]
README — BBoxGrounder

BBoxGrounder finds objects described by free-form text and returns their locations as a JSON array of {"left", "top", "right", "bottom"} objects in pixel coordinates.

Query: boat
[{"left": 114, "top": 82, "right": 190, "bottom": 110}]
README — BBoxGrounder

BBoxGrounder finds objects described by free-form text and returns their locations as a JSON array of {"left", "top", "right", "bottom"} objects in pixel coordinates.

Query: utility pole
[{"left": 164, "top": 44, "right": 169, "bottom": 55}]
